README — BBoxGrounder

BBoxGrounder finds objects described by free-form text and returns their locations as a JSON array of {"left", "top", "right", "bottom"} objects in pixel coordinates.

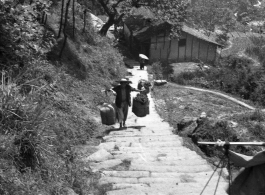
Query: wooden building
[{"left": 124, "top": 21, "right": 222, "bottom": 63}]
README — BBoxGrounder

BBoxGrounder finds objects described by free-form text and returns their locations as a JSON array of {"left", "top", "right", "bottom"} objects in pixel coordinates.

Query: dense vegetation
[
  {"left": 171, "top": 40, "right": 265, "bottom": 107},
  {"left": 0, "top": 0, "right": 126, "bottom": 194}
]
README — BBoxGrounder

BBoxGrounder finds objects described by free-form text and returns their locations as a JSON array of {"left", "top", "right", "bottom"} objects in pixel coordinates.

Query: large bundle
[
  {"left": 137, "top": 79, "right": 152, "bottom": 94},
  {"left": 132, "top": 94, "right": 149, "bottom": 117},
  {"left": 100, "top": 103, "right": 116, "bottom": 125}
]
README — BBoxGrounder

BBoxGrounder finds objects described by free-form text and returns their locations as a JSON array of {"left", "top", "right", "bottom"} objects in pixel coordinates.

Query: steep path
[{"left": 88, "top": 66, "right": 228, "bottom": 195}]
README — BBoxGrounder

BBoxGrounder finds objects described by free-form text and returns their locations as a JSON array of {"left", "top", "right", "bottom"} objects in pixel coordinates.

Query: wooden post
[
  {"left": 206, "top": 43, "right": 209, "bottom": 62},
  {"left": 163, "top": 31, "right": 166, "bottom": 49},
  {"left": 184, "top": 33, "right": 187, "bottom": 61},
  {"left": 155, "top": 34, "right": 158, "bottom": 50},
  {"left": 177, "top": 39, "right": 180, "bottom": 61},
  {"left": 198, "top": 39, "right": 201, "bottom": 60},
  {"left": 191, "top": 36, "right": 194, "bottom": 61}
]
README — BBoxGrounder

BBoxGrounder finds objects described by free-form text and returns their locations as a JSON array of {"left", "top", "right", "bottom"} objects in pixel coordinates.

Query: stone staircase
[{"left": 89, "top": 65, "right": 228, "bottom": 195}]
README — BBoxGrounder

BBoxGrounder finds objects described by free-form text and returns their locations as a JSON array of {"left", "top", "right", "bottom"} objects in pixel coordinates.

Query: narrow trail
[
  {"left": 88, "top": 65, "right": 228, "bottom": 195},
  {"left": 169, "top": 83, "right": 256, "bottom": 110}
]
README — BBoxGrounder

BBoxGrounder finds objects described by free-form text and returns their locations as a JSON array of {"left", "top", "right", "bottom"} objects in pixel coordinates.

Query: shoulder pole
[{"left": 198, "top": 142, "right": 265, "bottom": 146}]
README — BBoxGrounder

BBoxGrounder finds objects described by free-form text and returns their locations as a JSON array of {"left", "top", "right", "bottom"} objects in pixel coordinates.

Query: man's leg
[
  {"left": 122, "top": 102, "right": 129, "bottom": 127},
  {"left": 116, "top": 105, "right": 124, "bottom": 129}
]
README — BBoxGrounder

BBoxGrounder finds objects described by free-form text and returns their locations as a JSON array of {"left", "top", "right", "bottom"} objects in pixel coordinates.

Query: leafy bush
[
  {"left": 245, "top": 36, "right": 265, "bottom": 68},
  {"left": 172, "top": 54, "right": 265, "bottom": 106},
  {"left": 151, "top": 61, "right": 163, "bottom": 80},
  {"left": 0, "top": 0, "right": 127, "bottom": 194}
]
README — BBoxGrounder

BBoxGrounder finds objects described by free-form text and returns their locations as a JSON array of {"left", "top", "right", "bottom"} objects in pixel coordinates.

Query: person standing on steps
[
  {"left": 106, "top": 78, "right": 143, "bottom": 129},
  {"left": 215, "top": 139, "right": 265, "bottom": 195},
  {"left": 139, "top": 57, "right": 145, "bottom": 70}
]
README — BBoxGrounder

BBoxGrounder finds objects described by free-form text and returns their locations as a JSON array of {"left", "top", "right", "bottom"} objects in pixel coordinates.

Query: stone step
[
  {"left": 129, "top": 164, "right": 212, "bottom": 173},
  {"left": 116, "top": 140, "right": 183, "bottom": 148},
  {"left": 107, "top": 183, "right": 227, "bottom": 195},
  {"left": 131, "top": 159, "right": 207, "bottom": 166},
  {"left": 111, "top": 149, "right": 198, "bottom": 157},
  {"left": 99, "top": 176, "right": 226, "bottom": 185},
  {"left": 109, "top": 131, "right": 173, "bottom": 137},
  {"left": 113, "top": 152, "right": 203, "bottom": 162},
  {"left": 104, "top": 134, "right": 182, "bottom": 142},
  {"left": 115, "top": 146, "right": 193, "bottom": 153},
  {"left": 106, "top": 188, "right": 226, "bottom": 195},
  {"left": 102, "top": 170, "right": 223, "bottom": 179}
]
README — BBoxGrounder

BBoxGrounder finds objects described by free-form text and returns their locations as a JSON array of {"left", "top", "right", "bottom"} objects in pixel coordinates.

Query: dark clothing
[
  {"left": 140, "top": 58, "right": 145, "bottom": 70},
  {"left": 140, "top": 62, "right": 145, "bottom": 70},
  {"left": 228, "top": 151, "right": 265, "bottom": 195},
  {"left": 112, "top": 84, "right": 137, "bottom": 108}
]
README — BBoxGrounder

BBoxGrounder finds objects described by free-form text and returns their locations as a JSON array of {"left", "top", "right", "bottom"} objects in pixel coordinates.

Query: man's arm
[
  {"left": 102, "top": 87, "right": 117, "bottom": 96},
  {"left": 216, "top": 140, "right": 265, "bottom": 167},
  {"left": 229, "top": 150, "right": 265, "bottom": 168},
  {"left": 130, "top": 86, "right": 144, "bottom": 92}
]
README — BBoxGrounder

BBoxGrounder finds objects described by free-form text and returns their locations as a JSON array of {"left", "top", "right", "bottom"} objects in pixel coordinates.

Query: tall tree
[
  {"left": 188, "top": 0, "right": 237, "bottom": 34},
  {"left": 97, "top": 0, "right": 188, "bottom": 37}
]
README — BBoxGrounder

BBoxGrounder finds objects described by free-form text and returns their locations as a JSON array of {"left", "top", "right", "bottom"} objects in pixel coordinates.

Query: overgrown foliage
[
  {"left": 0, "top": 0, "right": 126, "bottom": 194},
  {"left": 245, "top": 36, "right": 265, "bottom": 66},
  {"left": 171, "top": 54, "right": 265, "bottom": 106},
  {"left": 96, "top": 0, "right": 188, "bottom": 38}
]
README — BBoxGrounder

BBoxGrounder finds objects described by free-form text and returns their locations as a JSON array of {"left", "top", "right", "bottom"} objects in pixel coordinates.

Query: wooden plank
[
  {"left": 198, "top": 39, "right": 201, "bottom": 60},
  {"left": 184, "top": 33, "right": 187, "bottom": 61},
  {"left": 163, "top": 31, "right": 166, "bottom": 49},
  {"left": 191, "top": 36, "right": 194, "bottom": 60},
  {"left": 206, "top": 42, "right": 209, "bottom": 62}
]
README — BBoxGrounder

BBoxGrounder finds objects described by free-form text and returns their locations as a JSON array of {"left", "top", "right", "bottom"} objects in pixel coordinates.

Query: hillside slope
[{"left": 0, "top": 1, "right": 126, "bottom": 194}]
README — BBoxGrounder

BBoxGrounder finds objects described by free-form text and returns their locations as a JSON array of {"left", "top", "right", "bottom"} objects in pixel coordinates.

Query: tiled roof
[
  {"left": 182, "top": 25, "right": 221, "bottom": 46},
  {"left": 124, "top": 7, "right": 222, "bottom": 46}
]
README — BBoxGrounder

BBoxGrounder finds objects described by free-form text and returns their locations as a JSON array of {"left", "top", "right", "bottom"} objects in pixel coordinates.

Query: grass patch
[
  {"left": 0, "top": 0, "right": 127, "bottom": 194},
  {"left": 151, "top": 82, "right": 265, "bottom": 174}
]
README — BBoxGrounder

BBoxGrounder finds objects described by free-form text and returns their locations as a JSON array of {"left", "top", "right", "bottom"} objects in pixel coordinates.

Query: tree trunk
[
  {"left": 83, "top": 9, "right": 87, "bottom": 32},
  {"left": 72, "top": 0, "right": 75, "bottom": 38},
  {"left": 44, "top": 13, "right": 47, "bottom": 24},
  {"left": 99, "top": 16, "right": 115, "bottom": 36},
  {"left": 58, "top": 0, "right": 65, "bottom": 38},
  {"left": 60, "top": 0, "right": 71, "bottom": 58}
]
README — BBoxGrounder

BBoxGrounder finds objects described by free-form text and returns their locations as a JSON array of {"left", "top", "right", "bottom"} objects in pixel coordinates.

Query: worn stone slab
[
  {"left": 115, "top": 141, "right": 182, "bottom": 148},
  {"left": 106, "top": 184, "right": 227, "bottom": 195},
  {"left": 83, "top": 149, "right": 113, "bottom": 162},
  {"left": 112, "top": 183, "right": 149, "bottom": 190},
  {"left": 108, "top": 131, "right": 173, "bottom": 137},
  {"left": 131, "top": 158, "right": 207, "bottom": 166},
  {"left": 104, "top": 134, "right": 181, "bottom": 142},
  {"left": 111, "top": 150, "right": 198, "bottom": 157},
  {"left": 90, "top": 159, "right": 122, "bottom": 171},
  {"left": 97, "top": 142, "right": 116, "bottom": 152},
  {"left": 129, "top": 164, "right": 212, "bottom": 173},
  {"left": 130, "top": 141, "right": 183, "bottom": 148},
  {"left": 112, "top": 153, "right": 203, "bottom": 162},
  {"left": 103, "top": 171, "right": 150, "bottom": 178},
  {"left": 106, "top": 188, "right": 146, "bottom": 195},
  {"left": 99, "top": 177, "right": 138, "bottom": 185},
  {"left": 115, "top": 146, "right": 193, "bottom": 153}
]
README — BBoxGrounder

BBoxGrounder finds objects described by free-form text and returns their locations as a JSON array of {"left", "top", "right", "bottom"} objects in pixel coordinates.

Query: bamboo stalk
[{"left": 198, "top": 142, "right": 265, "bottom": 146}]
